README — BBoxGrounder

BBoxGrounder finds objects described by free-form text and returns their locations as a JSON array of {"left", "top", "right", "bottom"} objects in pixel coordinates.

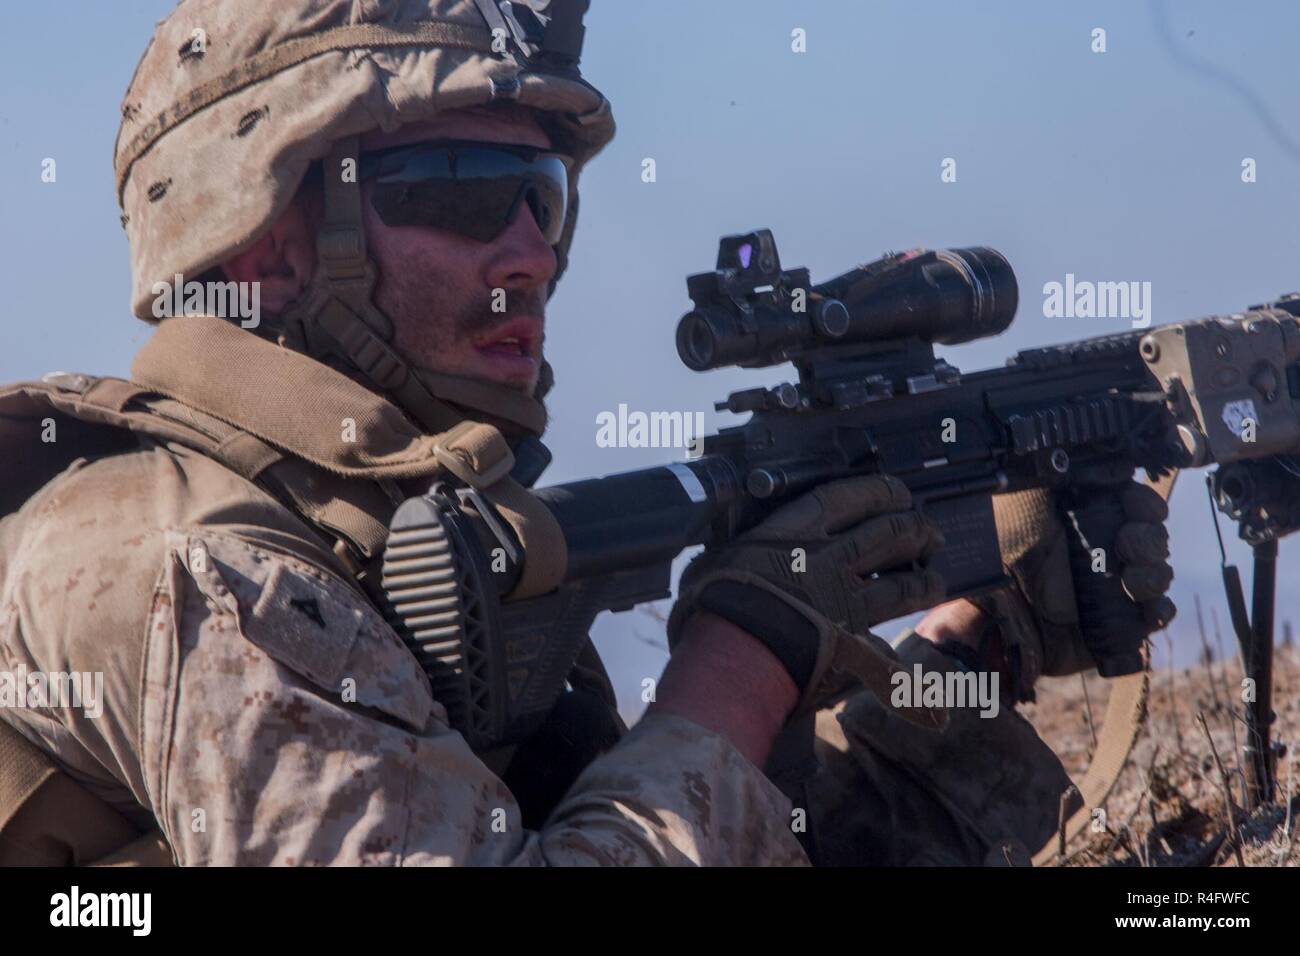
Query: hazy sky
[{"left": 3, "top": 1, "right": 1299, "bottom": 720}]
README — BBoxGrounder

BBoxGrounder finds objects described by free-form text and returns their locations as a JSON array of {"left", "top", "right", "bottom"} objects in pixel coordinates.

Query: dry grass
[{"left": 1023, "top": 640, "right": 1300, "bottom": 866}]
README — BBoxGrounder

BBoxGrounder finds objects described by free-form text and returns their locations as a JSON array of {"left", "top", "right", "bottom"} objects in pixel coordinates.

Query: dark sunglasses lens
[
  {"left": 367, "top": 147, "right": 568, "bottom": 244},
  {"left": 371, "top": 178, "right": 516, "bottom": 242},
  {"left": 518, "top": 170, "right": 566, "bottom": 239}
]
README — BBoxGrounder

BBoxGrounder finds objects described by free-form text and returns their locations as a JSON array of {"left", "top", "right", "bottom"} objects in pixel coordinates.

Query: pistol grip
[{"left": 1062, "top": 483, "right": 1146, "bottom": 677}]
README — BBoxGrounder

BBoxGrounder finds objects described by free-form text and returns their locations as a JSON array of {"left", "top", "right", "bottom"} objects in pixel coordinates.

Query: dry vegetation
[{"left": 1024, "top": 632, "right": 1300, "bottom": 867}]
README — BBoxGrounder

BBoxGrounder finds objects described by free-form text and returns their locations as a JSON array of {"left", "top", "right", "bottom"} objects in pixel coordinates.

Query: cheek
[
  {"left": 364, "top": 214, "right": 481, "bottom": 330},
  {"left": 365, "top": 209, "right": 476, "bottom": 283}
]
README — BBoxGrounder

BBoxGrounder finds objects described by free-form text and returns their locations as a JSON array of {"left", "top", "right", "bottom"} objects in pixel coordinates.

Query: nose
[{"left": 484, "top": 200, "right": 558, "bottom": 293}]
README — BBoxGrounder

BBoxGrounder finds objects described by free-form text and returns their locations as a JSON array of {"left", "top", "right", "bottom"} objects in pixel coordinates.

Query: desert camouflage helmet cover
[{"left": 114, "top": 0, "right": 615, "bottom": 321}]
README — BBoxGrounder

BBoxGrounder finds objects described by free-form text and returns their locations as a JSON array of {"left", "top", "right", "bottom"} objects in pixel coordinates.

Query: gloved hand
[
  {"left": 976, "top": 481, "right": 1176, "bottom": 701},
  {"left": 667, "top": 474, "right": 948, "bottom": 722}
]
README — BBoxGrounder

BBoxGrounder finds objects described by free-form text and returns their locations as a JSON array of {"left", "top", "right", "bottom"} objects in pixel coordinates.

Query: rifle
[{"left": 381, "top": 229, "right": 1296, "bottom": 807}]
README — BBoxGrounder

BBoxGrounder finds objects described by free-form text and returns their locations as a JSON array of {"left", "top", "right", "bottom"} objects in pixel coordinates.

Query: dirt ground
[{"left": 1023, "top": 636, "right": 1300, "bottom": 866}]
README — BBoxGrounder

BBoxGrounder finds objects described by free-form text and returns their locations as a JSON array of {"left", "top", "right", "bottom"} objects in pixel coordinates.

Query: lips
[
  {"left": 485, "top": 336, "right": 527, "bottom": 356},
  {"left": 476, "top": 317, "right": 540, "bottom": 356},
  {"left": 473, "top": 316, "right": 542, "bottom": 381}
]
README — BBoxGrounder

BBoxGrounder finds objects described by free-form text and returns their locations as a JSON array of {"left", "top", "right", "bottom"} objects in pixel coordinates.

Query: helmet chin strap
[{"left": 277, "top": 136, "right": 550, "bottom": 439}]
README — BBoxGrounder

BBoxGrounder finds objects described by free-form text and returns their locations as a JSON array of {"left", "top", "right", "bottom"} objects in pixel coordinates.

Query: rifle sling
[{"left": 1030, "top": 470, "right": 1175, "bottom": 866}]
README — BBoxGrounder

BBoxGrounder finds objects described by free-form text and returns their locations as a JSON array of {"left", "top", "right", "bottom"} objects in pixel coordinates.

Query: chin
[
  {"left": 464, "top": 368, "right": 539, "bottom": 397},
  {"left": 465, "top": 352, "right": 541, "bottom": 394},
  {"left": 499, "top": 373, "right": 540, "bottom": 395}
]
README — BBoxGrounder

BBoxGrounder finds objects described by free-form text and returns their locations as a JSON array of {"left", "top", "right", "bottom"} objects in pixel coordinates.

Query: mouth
[{"left": 473, "top": 317, "right": 543, "bottom": 381}]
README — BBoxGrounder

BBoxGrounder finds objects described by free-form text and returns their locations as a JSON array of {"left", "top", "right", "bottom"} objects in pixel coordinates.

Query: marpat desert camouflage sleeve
[{"left": 142, "top": 528, "right": 808, "bottom": 866}]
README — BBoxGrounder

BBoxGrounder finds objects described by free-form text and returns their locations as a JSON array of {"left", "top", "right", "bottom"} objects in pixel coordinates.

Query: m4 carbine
[{"left": 381, "top": 229, "right": 1300, "bottom": 805}]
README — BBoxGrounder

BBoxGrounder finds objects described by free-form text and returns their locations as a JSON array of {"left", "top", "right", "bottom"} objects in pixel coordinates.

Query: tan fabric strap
[
  {"left": 314, "top": 136, "right": 394, "bottom": 341},
  {"left": 133, "top": 316, "right": 452, "bottom": 478},
  {"left": 487, "top": 478, "right": 567, "bottom": 599},
  {"left": 262, "top": 458, "right": 394, "bottom": 561},
  {"left": 82, "top": 377, "right": 149, "bottom": 414},
  {"left": 115, "top": 20, "right": 495, "bottom": 201},
  {"left": 433, "top": 421, "right": 516, "bottom": 488},
  {"left": 320, "top": 136, "right": 368, "bottom": 269},
  {"left": 417, "top": 368, "right": 549, "bottom": 437},
  {"left": 1031, "top": 470, "right": 1177, "bottom": 866},
  {"left": 1031, "top": 663, "right": 1150, "bottom": 867},
  {"left": 13, "top": 379, "right": 231, "bottom": 465},
  {"left": 215, "top": 431, "right": 285, "bottom": 483},
  {"left": 434, "top": 421, "right": 566, "bottom": 598}
]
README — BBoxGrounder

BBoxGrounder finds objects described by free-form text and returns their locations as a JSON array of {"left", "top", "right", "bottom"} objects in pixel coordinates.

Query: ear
[{"left": 220, "top": 196, "right": 317, "bottom": 313}]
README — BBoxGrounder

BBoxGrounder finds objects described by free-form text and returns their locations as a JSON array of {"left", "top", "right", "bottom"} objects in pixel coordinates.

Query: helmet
[{"left": 114, "top": 0, "right": 615, "bottom": 435}]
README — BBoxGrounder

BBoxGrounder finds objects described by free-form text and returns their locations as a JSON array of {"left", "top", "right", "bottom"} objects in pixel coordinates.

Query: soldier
[{"left": 0, "top": 0, "right": 1172, "bottom": 866}]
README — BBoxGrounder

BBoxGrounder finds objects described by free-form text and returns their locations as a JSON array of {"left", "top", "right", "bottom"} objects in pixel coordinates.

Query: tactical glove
[
  {"left": 977, "top": 481, "right": 1176, "bottom": 701},
  {"left": 667, "top": 474, "right": 948, "bottom": 720}
]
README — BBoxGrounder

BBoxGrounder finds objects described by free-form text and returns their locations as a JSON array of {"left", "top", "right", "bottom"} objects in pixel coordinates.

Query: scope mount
[{"left": 685, "top": 229, "right": 1005, "bottom": 416}]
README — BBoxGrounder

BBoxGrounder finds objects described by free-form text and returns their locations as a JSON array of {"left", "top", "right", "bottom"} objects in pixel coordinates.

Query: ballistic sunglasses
[{"left": 355, "top": 140, "right": 573, "bottom": 245}]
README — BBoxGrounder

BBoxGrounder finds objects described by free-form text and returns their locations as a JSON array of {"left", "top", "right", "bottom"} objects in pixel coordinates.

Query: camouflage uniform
[
  {"left": 0, "top": 395, "right": 805, "bottom": 866},
  {"left": 0, "top": 0, "right": 808, "bottom": 867}
]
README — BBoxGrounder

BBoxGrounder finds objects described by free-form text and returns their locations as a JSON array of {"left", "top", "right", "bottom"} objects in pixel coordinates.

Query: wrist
[
  {"left": 915, "top": 598, "right": 988, "bottom": 648},
  {"left": 650, "top": 611, "right": 797, "bottom": 766},
  {"left": 693, "top": 578, "right": 821, "bottom": 690}
]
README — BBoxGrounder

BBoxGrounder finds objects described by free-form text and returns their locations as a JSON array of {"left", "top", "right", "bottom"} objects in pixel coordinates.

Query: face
[{"left": 223, "top": 106, "right": 559, "bottom": 394}]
